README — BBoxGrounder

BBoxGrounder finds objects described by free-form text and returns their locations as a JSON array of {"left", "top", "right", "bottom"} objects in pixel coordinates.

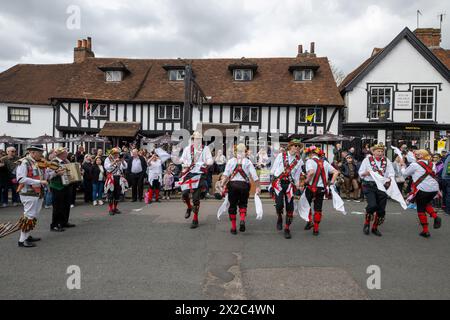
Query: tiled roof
[{"left": 0, "top": 55, "right": 344, "bottom": 107}]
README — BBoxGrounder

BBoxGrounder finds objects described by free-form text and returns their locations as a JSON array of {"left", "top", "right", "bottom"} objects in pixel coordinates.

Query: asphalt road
[{"left": 0, "top": 196, "right": 449, "bottom": 300}]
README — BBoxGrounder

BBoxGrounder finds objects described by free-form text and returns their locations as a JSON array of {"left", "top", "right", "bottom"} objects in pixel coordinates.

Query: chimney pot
[
  {"left": 77, "top": 40, "right": 82, "bottom": 48},
  {"left": 310, "top": 42, "right": 315, "bottom": 54},
  {"left": 87, "top": 37, "right": 92, "bottom": 50},
  {"left": 298, "top": 44, "right": 303, "bottom": 54},
  {"left": 82, "top": 39, "right": 87, "bottom": 48}
]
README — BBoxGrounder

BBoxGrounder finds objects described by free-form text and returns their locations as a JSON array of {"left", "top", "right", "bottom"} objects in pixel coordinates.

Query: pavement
[{"left": 0, "top": 196, "right": 449, "bottom": 300}]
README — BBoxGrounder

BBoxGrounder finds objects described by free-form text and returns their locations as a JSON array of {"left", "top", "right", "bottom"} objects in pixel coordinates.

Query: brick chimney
[
  {"left": 74, "top": 37, "right": 95, "bottom": 63},
  {"left": 414, "top": 28, "right": 441, "bottom": 48},
  {"left": 297, "top": 43, "right": 316, "bottom": 58}
]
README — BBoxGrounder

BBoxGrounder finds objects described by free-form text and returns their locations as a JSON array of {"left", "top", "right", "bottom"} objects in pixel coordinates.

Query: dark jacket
[
  {"left": 0, "top": 161, "right": 9, "bottom": 186},
  {"left": 82, "top": 162, "right": 94, "bottom": 181},
  {"left": 342, "top": 162, "right": 360, "bottom": 178},
  {"left": 91, "top": 164, "right": 106, "bottom": 183},
  {"left": 126, "top": 156, "right": 147, "bottom": 175}
]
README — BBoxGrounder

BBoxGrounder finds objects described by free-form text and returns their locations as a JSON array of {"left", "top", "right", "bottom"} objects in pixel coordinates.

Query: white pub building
[
  {"left": 340, "top": 27, "right": 450, "bottom": 154},
  {"left": 0, "top": 38, "right": 343, "bottom": 154}
]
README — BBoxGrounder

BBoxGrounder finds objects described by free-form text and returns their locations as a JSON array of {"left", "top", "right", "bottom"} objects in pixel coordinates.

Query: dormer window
[
  {"left": 98, "top": 61, "right": 129, "bottom": 83},
  {"left": 105, "top": 71, "right": 123, "bottom": 82},
  {"left": 234, "top": 69, "right": 253, "bottom": 81},
  {"left": 168, "top": 69, "right": 185, "bottom": 81},
  {"left": 294, "top": 69, "right": 313, "bottom": 81}
]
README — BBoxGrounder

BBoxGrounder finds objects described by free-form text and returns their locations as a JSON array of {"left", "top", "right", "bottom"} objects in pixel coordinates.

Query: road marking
[{"left": 351, "top": 211, "right": 365, "bottom": 215}]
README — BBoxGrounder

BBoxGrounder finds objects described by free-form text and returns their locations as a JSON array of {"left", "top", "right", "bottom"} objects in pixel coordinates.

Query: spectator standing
[
  {"left": 92, "top": 156, "right": 105, "bottom": 205},
  {"left": 82, "top": 154, "right": 94, "bottom": 203},
  {"left": 75, "top": 146, "right": 86, "bottom": 164},
  {"left": 0, "top": 156, "right": 8, "bottom": 207},
  {"left": 127, "top": 148, "right": 147, "bottom": 202},
  {"left": 214, "top": 149, "right": 227, "bottom": 173},
  {"left": 0, "top": 147, "right": 20, "bottom": 207},
  {"left": 393, "top": 155, "right": 406, "bottom": 196},
  {"left": 163, "top": 165, "right": 174, "bottom": 200},
  {"left": 341, "top": 155, "right": 361, "bottom": 201}
]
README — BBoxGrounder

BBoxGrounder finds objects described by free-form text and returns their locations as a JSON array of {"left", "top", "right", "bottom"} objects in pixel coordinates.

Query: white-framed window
[
  {"left": 105, "top": 71, "right": 123, "bottom": 82},
  {"left": 369, "top": 87, "right": 392, "bottom": 120},
  {"left": 83, "top": 104, "right": 108, "bottom": 117},
  {"left": 413, "top": 88, "right": 435, "bottom": 120},
  {"left": 158, "top": 105, "right": 181, "bottom": 120},
  {"left": 298, "top": 107, "right": 323, "bottom": 123},
  {"left": 8, "top": 107, "right": 30, "bottom": 123},
  {"left": 294, "top": 69, "right": 313, "bottom": 81},
  {"left": 233, "top": 106, "right": 259, "bottom": 122},
  {"left": 233, "top": 69, "right": 253, "bottom": 81},
  {"left": 168, "top": 69, "right": 185, "bottom": 81}
]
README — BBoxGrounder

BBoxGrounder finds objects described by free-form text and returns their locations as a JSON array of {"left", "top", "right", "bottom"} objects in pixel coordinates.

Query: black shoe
[
  {"left": 363, "top": 224, "right": 370, "bottom": 235},
  {"left": 18, "top": 241, "right": 36, "bottom": 248},
  {"left": 313, "top": 230, "right": 319, "bottom": 236},
  {"left": 371, "top": 229, "right": 382, "bottom": 237},
  {"left": 276, "top": 218, "right": 283, "bottom": 231},
  {"left": 185, "top": 208, "right": 192, "bottom": 219},
  {"left": 63, "top": 223, "right": 76, "bottom": 228},
  {"left": 420, "top": 231, "right": 431, "bottom": 238},
  {"left": 284, "top": 229, "right": 291, "bottom": 239},
  {"left": 230, "top": 228, "right": 237, "bottom": 235},
  {"left": 434, "top": 217, "right": 442, "bottom": 229},
  {"left": 26, "top": 236, "right": 41, "bottom": 242},
  {"left": 304, "top": 222, "right": 313, "bottom": 230},
  {"left": 190, "top": 220, "right": 199, "bottom": 229},
  {"left": 239, "top": 221, "right": 246, "bottom": 232},
  {"left": 50, "top": 225, "right": 65, "bottom": 232},
  {"left": 114, "top": 209, "right": 121, "bottom": 214}
]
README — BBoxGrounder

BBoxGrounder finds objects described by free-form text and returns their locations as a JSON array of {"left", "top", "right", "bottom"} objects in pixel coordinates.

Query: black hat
[{"left": 26, "top": 144, "right": 45, "bottom": 152}]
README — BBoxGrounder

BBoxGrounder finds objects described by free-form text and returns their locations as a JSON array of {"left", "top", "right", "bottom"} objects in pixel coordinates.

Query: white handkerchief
[
  {"left": 330, "top": 185, "right": 346, "bottom": 215},
  {"left": 217, "top": 195, "right": 230, "bottom": 220},
  {"left": 254, "top": 194, "right": 263, "bottom": 220},
  {"left": 298, "top": 191, "right": 311, "bottom": 222}
]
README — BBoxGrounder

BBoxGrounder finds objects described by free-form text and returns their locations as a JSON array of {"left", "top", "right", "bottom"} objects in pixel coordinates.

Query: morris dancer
[
  {"left": 221, "top": 144, "right": 261, "bottom": 235},
  {"left": 146, "top": 152, "right": 162, "bottom": 203},
  {"left": 358, "top": 144, "right": 395, "bottom": 236},
  {"left": 179, "top": 131, "right": 213, "bottom": 229},
  {"left": 399, "top": 149, "right": 442, "bottom": 238},
  {"left": 15, "top": 145, "right": 48, "bottom": 247},
  {"left": 270, "top": 139, "right": 303, "bottom": 239},
  {"left": 303, "top": 146, "right": 339, "bottom": 236},
  {"left": 104, "top": 148, "right": 128, "bottom": 215}
]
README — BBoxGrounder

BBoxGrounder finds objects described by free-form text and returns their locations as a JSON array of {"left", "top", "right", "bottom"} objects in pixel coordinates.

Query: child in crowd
[{"left": 163, "top": 165, "right": 174, "bottom": 200}]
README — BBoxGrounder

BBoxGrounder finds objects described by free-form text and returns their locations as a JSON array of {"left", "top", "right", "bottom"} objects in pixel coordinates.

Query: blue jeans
[
  {"left": 44, "top": 186, "right": 53, "bottom": 207},
  {"left": 92, "top": 181, "right": 104, "bottom": 201}
]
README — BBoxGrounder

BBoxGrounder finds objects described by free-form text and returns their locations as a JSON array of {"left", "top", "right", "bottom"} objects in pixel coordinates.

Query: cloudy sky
[{"left": 0, "top": 0, "right": 448, "bottom": 75}]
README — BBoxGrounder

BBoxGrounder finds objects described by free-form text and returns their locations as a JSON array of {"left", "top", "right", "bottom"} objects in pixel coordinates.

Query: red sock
[
  {"left": 425, "top": 204, "right": 437, "bottom": 219},
  {"left": 193, "top": 213, "right": 198, "bottom": 222},
  {"left": 148, "top": 189, "right": 153, "bottom": 202},
  {"left": 314, "top": 211, "right": 322, "bottom": 232},
  {"left": 365, "top": 213, "right": 371, "bottom": 226},
  {"left": 109, "top": 203, "right": 114, "bottom": 211},
  {"left": 372, "top": 213, "right": 379, "bottom": 230},
  {"left": 155, "top": 189, "right": 160, "bottom": 201},
  {"left": 239, "top": 208, "right": 246, "bottom": 222},
  {"left": 230, "top": 214, "right": 237, "bottom": 230},
  {"left": 308, "top": 209, "right": 312, "bottom": 223},
  {"left": 284, "top": 223, "right": 290, "bottom": 230},
  {"left": 418, "top": 212, "right": 429, "bottom": 233}
]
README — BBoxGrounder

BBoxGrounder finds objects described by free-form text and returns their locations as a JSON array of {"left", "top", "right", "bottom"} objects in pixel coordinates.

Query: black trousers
[
  {"left": 83, "top": 179, "right": 93, "bottom": 202},
  {"left": 416, "top": 190, "right": 438, "bottom": 212},
  {"left": 305, "top": 186, "right": 325, "bottom": 212},
  {"left": 129, "top": 172, "right": 145, "bottom": 201},
  {"left": 150, "top": 179, "right": 161, "bottom": 190},
  {"left": 275, "top": 181, "right": 295, "bottom": 213},
  {"left": 228, "top": 181, "right": 250, "bottom": 215},
  {"left": 51, "top": 187, "right": 72, "bottom": 227},
  {"left": 362, "top": 182, "right": 387, "bottom": 218},
  {"left": 108, "top": 176, "right": 122, "bottom": 202}
]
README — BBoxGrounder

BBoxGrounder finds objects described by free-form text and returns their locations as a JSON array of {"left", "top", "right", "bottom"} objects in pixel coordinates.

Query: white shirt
[
  {"left": 305, "top": 156, "right": 337, "bottom": 188},
  {"left": 223, "top": 157, "right": 259, "bottom": 182},
  {"left": 180, "top": 144, "right": 213, "bottom": 174},
  {"left": 401, "top": 160, "right": 439, "bottom": 192},
  {"left": 16, "top": 157, "right": 45, "bottom": 187},
  {"left": 358, "top": 155, "right": 395, "bottom": 182},
  {"left": 215, "top": 154, "right": 226, "bottom": 165},
  {"left": 270, "top": 152, "right": 303, "bottom": 184},
  {"left": 147, "top": 159, "right": 162, "bottom": 182},
  {"left": 131, "top": 157, "right": 143, "bottom": 174},
  {"left": 104, "top": 156, "right": 128, "bottom": 175}
]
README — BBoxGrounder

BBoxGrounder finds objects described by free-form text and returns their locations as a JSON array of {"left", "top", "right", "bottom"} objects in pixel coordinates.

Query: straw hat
[
  {"left": 26, "top": 144, "right": 45, "bottom": 152},
  {"left": 54, "top": 147, "right": 68, "bottom": 155},
  {"left": 287, "top": 139, "right": 303, "bottom": 149},
  {"left": 191, "top": 131, "right": 202, "bottom": 139},
  {"left": 370, "top": 144, "right": 385, "bottom": 153}
]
